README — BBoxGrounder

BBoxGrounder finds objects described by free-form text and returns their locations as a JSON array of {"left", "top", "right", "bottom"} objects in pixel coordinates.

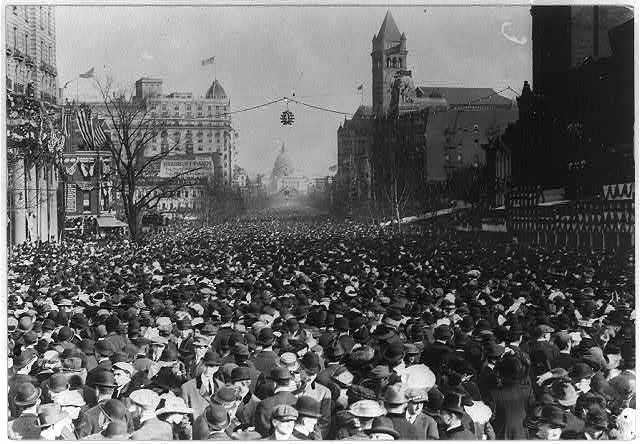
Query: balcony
[
  {"left": 24, "top": 54, "right": 35, "bottom": 67},
  {"left": 12, "top": 48, "right": 24, "bottom": 61},
  {"left": 39, "top": 62, "right": 58, "bottom": 76},
  {"left": 6, "top": 44, "right": 12, "bottom": 56}
]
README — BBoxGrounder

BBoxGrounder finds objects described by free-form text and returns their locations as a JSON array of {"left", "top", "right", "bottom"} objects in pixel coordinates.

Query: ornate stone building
[
  {"left": 336, "top": 10, "right": 518, "bottom": 217},
  {"left": 6, "top": 5, "right": 61, "bottom": 246}
]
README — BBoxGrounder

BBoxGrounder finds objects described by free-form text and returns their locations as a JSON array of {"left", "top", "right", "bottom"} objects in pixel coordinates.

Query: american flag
[
  {"left": 63, "top": 109, "right": 72, "bottom": 138},
  {"left": 93, "top": 113, "right": 108, "bottom": 147},
  {"left": 75, "top": 107, "right": 95, "bottom": 149}
]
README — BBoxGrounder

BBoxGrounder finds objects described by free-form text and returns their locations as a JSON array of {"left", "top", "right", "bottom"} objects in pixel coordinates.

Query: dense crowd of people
[{"left": 7, "top": 209, "right": 636, "bottom": 440}]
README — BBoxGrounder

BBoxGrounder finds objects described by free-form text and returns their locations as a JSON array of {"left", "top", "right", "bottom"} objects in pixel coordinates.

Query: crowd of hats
[{"left": 6, "top": 209, "right": 636, "bottom": 440}]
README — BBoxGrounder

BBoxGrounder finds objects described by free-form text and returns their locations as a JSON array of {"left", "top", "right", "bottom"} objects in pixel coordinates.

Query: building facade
[
  {"left": 60, "top": 110, "right": 114, "bottom": 218},
  {"left": 6, "top": 5, "right": 58, "bottom": 103},
  {"left": 133, "top": 77, "right": 237, "bottom": 217},
  {"left": 337, "top": 10, "right": 518, "bottom": 218},
  {"left": 6, "top": 5, "right": 61, "bottom": 246},
  {"left": 336, "top": 105, "right": 374, "bottom": 210},
  {"left": 531, "top": 5, "right": 633, "bottom": 99},
  {"left": 483, "top": 7, "right": 634, "bottom": 250}
]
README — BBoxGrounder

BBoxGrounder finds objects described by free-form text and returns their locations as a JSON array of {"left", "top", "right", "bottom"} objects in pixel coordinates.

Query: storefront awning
[{"left": 96, "top": 216, "right": 128, "bottom": 229}]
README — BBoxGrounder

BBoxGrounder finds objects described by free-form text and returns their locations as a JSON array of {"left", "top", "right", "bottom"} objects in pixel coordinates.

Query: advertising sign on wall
[{"left": 159, "top": 158, "right": 213, "bottom": 178}]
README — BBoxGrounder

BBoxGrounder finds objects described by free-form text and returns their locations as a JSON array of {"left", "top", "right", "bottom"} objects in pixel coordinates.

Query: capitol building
[{"left": 269, "top": 143, "right": 310, "bottom": 196}]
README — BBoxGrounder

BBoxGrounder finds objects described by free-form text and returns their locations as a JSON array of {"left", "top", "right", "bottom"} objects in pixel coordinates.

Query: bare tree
[{"left": 95, "top": 77, "right": 204, "bottom": 241}]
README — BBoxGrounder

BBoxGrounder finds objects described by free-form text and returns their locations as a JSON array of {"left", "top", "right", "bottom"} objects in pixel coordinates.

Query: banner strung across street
[{"left": 158, "top": 159, "right": 213, "bottom": 178}]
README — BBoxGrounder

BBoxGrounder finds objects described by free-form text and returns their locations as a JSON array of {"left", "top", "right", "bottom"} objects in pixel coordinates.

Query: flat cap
[{"left": 271, "top": 405, "right": 298, "bottom": 422}]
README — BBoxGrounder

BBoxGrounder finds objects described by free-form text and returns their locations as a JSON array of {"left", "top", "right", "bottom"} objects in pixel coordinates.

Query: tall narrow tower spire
[{"left": 371, "top": 10, "right": 409, "bottom": 118}]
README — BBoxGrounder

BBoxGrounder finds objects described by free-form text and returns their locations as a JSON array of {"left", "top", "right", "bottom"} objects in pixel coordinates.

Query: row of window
[
  {"left": 150, "top": 113, "right": 230, "bottom": 124},
  {"left": 147, "top": 144, "right": 222, "bottom": 155},
  {"left": 134, "top": 188, "right": 204, "bottom": 201},
  {"left": 154, "top": 130, "right": 223, "bottom": 140},
  {"left": 11, "top": 28, "right": 54, "bottom": 63},
  {"left": 153, "top": 103, "right": 227, "bottom": 112},
  {"left": 7, "top": 64, "right": 56, "bottom": 95},
  {"left": 11, "top": 6, "right": 53, "bottom": 33}
]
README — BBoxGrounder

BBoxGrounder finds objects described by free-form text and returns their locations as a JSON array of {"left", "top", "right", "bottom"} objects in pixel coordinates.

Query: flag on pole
[
  {"left": 75, "top": 107, "right": 95, "bottom": 148},
  {"left": 357, "top": 84, "right": 363, "bottom": 91},
  {"left": 79, "top": 67, "right": 94, "bottom": 78},
  {"left": 201, "top": 56, "right": 215, "bottom": 66}
]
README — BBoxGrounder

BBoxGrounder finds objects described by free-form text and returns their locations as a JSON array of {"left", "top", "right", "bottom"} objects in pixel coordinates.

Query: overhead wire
[
  {"left": 211, "top": 85, "right": 520, "bottom": 119},
  {"left": 287, "top": 98, "right": 352, "bottom": 116}
]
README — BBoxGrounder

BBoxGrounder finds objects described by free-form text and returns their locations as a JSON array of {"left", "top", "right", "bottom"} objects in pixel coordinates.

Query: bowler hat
[
  {"left": 212, "top": 386, "right": 237, "bottom": 405},
  {"left": 365, "top": 416, "right": 399, "bottom": 439},
  {"left": 440, "top": 392, "right": 466, "bottom": 416},
  {"left": 232, "top": 343, "right": 250, "bottom": 357},
  {"left": 383, "top": 341, "right": 405, "bottom": 363},
  {"left": 95, "top": 340, "right": 116, "bottom": 357},
  {"left": 47, "top": 373, "right": 69, "bottom": 393},
  {"left": 271, "top": 366, "right": 292, "bottom": 384},
  {"left": 56, "top": 326, "right": 74, "bottom": 342},
  {"left": 13, "top": 382, "right": 42, "bottom": 406},
  {"left": 202, "top": 350, "right": 222, "bottom": 366},
  {"left": 231, "top": 366, "right": 251, "bottom": 383},
  {"left": 70, "top": 314, "right": 89, "bottom": 330},
  {"left": 256, "top": 328, "right": 275, "bottom": 346},
  {"left": 300, "top": 351, "right": 320, "bottom": 374},
  {"left": 206, "top": 404, "right": 230, "bottom": 430},
  {"left": 91, "top": 370, "right": 117, "bottom": 388},
  {"left": 434, "top": 325, "right": 452, "bottom": 340},
  {"left": 296, "top": 396, "right": 322, "bottom": 419}
]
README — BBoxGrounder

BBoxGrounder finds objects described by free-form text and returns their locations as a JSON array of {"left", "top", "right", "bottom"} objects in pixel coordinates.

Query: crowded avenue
[{"left": 7, "top": 207, "right": 636, "bottom": 440}]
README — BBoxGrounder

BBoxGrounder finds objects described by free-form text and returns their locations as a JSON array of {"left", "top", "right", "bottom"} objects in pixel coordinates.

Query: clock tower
[{"left": 371, "top": 10, "right": 409, "bottom": 118}]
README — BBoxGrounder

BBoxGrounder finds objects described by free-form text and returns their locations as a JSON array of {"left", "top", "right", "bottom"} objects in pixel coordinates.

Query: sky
[{"left": 56, "top": 5, "right": 532, "bottom": 178}]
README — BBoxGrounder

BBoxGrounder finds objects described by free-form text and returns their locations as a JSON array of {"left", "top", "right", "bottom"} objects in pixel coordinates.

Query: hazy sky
[{"left": 56, "top": 5, "right": 532, "bottom": 177}]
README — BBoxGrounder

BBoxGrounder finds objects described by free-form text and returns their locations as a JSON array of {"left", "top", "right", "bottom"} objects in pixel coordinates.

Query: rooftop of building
[
  {"left": 206, "top": 79, "right": 228, "bottom": 100},
  {"left": 375, "top": 10, "right": 402, "bottom": 44},
  {"left": 415, "top": 87, "right": 514, "bottom": 107}
]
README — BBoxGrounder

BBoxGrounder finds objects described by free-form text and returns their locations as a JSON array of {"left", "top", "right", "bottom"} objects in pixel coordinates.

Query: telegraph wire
[{"left": 288, "top": 98, "right": 352, "bottom": 116}]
